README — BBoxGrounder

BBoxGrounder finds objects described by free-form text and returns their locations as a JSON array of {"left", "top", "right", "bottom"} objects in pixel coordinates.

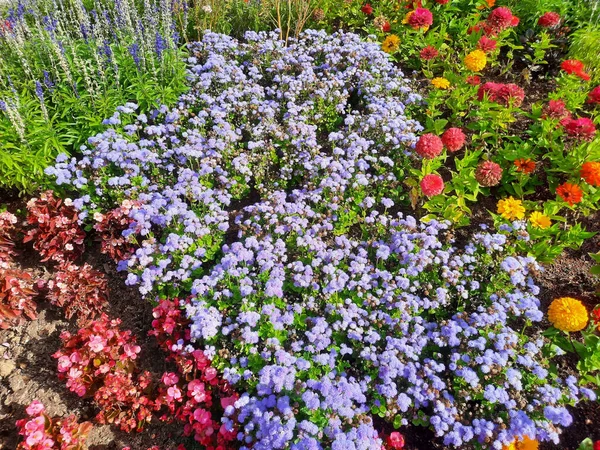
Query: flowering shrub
[
  {"left": 24, "top": 192, "right": 85, "bottom": 264},
  {"left": 16, "top": 401, "right": 92, "bottom": 450},
  {"left": 0, "top": 211, "right": 39, "bottom": 329},
  {"left": 52, "top": 314, "right": 151, "bottom": 432},
  {"left": 92, "top": 201, "right": 140, "bottom": 263},
  {"left": 46, "top": 263, "right": 108, "bottom": 325}
]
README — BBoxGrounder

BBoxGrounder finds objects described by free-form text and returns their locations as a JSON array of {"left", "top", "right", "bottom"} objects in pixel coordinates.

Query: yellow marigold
[
  {"left": 548, "top": 297, "right": 588, "bottom": 332},
  {"left": 502, "top": 436, "right": 539, "bottom": 450},
  {"left": 497, "top": 196, "right": 525, "bottom": 220},
  {"left": 464, "top": 49, "right": 487, "bottom": 72},
  {"left": 381, "top": 35, "right": 401, "bottom": 54},
  {"left": 529, "top": 211, "right": 551, "bottom": 229},
  {"left": 431, "top": 77, "right": 450, "bottom": 89}
]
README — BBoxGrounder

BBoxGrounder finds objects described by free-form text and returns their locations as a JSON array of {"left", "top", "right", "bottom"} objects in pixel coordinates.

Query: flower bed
[{"left": 44, "top": 30, "right": 598, "bottom": 449}]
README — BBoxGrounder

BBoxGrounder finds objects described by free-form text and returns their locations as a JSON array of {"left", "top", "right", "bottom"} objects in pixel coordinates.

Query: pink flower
[
  {"left": 25, "top": 400, "right": 45, "bottom": 416},
  {"left": 588, "top": 86, "right": 600, "bottom": 104},
  {"left": 167, "top": 386, "right": 182, "bottom": 400},
  {"left": 415, "top": 134, "right": 444, "bottom": 159},
  {"left": 162, "top": 372, "right": 179, "bottom": 386},
  {"left": 562, "top": 117, "right": 596, "bottom": 141},
  {"left": 496, "top": 83, "right": 525, "bottom": 107},
  {"left": 57, "top": 356, "right": 72, "bottom": 372},
  {"left": 204, "top": 367, "right": 217, "bottom": 381},
  {"left": 188, "top": 379, "right": 207, "bottom": 402},
  {"left": 441, "top": 127, "right": 466, "bottom": 152},
  {"left": 538, "top": 11, "right": 560, "bottom": 28},
  {"left": 487, "top": 7, "right": 514, "bottom": 32},
  {"left": 87, "top": 335, "right": 106, "bottom": 352},
  {"left": 192, "top": 408, "right": 211, "bottom": 424},
  {"left": 543, "top": 99, "right": 570, "bottom": 120},
  {"left": 387, "top": 431, "right": 405, "bottom": 449},
  {"left": 477, "top": 36, "right": 497, "bottom": 53},
  {"left": 408, "top": 8, "right": 434, "bottom": 29},
  {"left": 475, "top": 160, "right": 503, "bottom": 186},
  {"left": 420, "top": 174, "right": 445, "bottom": 197},
  {"left": 123, "top": 343, "right": 141, "bottom": 358}
]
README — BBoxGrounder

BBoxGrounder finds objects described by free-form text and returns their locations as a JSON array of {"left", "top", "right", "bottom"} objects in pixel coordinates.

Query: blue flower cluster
[{"left": 46, "top": 30, "right": 594, "bottom": 449}]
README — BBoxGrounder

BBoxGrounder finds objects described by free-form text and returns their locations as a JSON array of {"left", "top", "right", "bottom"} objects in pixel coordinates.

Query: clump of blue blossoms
[{"left": 46, "top": 30, "right": 594, "bottom": 449}]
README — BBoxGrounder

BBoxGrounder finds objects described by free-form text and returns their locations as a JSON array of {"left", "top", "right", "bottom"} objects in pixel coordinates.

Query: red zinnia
[
  {"left": 420, "top": 174, "right": 445, "bottom": 197},
  {"left": 382, "top": 21, "right": 391, "bottom": 32},
  {"left": 496, "top": 83, "right": 525, "bottom": 107},
  {"left": 486, "top": 7, "right": 515, "bottom": 32},
  {"left": 436, "top": 0, "right": 450, "bottom": 4},
  {"left": 594, "top": 441, "right": 600, "bottom": 450},
  {"left": 562, "top": 117, "right": 596, "bottom": 141},
  {"left": 475, "top": 160, "right": 503, "bottom": 186},
  {"left": 510, "top": 16, "right": 520, "bottom": 26},
  {"left": 580, "top": 161, "right": 600, "bottom": 186},
  {"left": 543, "top": 99, "right": 570, "bottom": 120},
  {"left": 477, "top": 36, "right": 497, "bottom": 53},
  {"left": 556, "top": 182, "right": 583, "bottom": 206},
  {"left": 467, "top": 23, "right": 483, "bottom": 34},
  {"left": 466, "top": 75, "right": 481, "bottom": 85},
  {"left": 441, "top": 127, "right": 466, "bottom": 152},
  {"left": 538, "top": 11, "right": 561, "bottom": 28},
  {"left": 561, "top": 59, "right": 591, "bottom": 80},
  {"left": 477, "top": 81, "right": 502, "bottom": 101},
  {"left": 415, "top": 134, "right": 444, "bottom": 159},
  {"left": 420, "top": 45, "right": 439, "bottom": 60},
  {"left": 408, "top": 8, "right": 434, "bottom": 28},
  {"left": 587, "top": 86, "right": 600, "bottom": 104},
  {"left": 361, "top": 3, "right": 373, "bottom": 14}
]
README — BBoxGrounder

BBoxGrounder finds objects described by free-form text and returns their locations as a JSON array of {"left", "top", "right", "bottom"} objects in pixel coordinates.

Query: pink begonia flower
[{"left": 26, "top": 400, "right": 45, "bottom": 415}]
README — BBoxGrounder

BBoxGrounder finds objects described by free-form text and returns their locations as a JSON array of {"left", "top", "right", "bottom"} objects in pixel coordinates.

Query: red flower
[
  {"left": 386, "top": 432, "right": 406, "bottom": 449},
  {"left": 475, "top": 160, "right": 503, "bottom": 186},
  {"left": 466, "top": 75, "right": 481, "bottom": 85},
  {"left": 496, "top": 83, "right": 525, "bottom": 107},
  {"left": 477, "top": 81, "right": 502, "bottom": 101},
  {"left": 556, "top": 182, "right": 583, "bottom": 206},
  {"left": 587, "top": 86, "right": 600, "bottom": 104},
  {"left": 594, "top": 441, "right": 600, "bottom": 450},
  {"left": 382, "top": 21, "right": 391, "bottom": 32},
  {"left": 467, "top": 23, "right": 483, "bottom": 34},
  {"left": 361, "top": 3, "right": 373, "bottom": 14},
  {"left": 415, "top": 134, "right": 444, "bottom": 159},
  {"left": 538, "top": 11, "right": 561, "bottom": 28},
  {"left": 542, "top": 99, "right": 570, "bottom": 120},
  {"left": 510, "top": 16, "right": 520, "bottom": 26},
  {"left": 408, "top": 8, "right": 434, "bottom": 28},
  {"left": 441, "top": 127, "right": 466, "bottom": 152},
  {"left": 420, "top": 45, "right": 439, "bottom": 60},
  {"left": 435, "top": 0, "right": 450, "bottom": 4},
  {"left": 477, "top": 36, "right": 497, "bottom": 53},
  {"left": 486, "top": 7, "right": 515, "bottom": 32},
  {"left": 420, "top": 174, "right": 445, "bottom": 197},
  {"left": 561, "top": 59, "right": 591, "bottom": 80},
  {"left": 562, "top": 117, "right": 596, "bottom": 141}
]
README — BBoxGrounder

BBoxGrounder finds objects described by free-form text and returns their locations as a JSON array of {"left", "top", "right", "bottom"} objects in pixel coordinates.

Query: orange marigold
[
  {"left": 514, "top": 158, "right": 535, "bottom": 174},
  {"left": 581, "top": 161, "right": 600, "bottom": 187},
  {"left": 556, "top": 182, "right": 583, "bottom": 206}
]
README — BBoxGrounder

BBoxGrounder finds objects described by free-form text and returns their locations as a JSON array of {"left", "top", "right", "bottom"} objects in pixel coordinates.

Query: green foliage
[
  {"left": 569, "top": 25, "right": 600, "bottom": 82},
  {"left": 0, "top": 0, "right": 188, "bottom": 193}
]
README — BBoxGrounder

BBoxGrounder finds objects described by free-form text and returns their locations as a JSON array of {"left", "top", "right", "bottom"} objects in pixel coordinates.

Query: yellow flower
[
  {"left": 529, "top": 211, "right": 551, "bottom": 229},
  {"left": 502, "top": 437, "right": 539, "bottom": 450},
  {"left": 381, "top": 35, "right": 401, "bottom": 54},
  {"left": 548, "top": 297, "right": 588, "bottom": 332},
  {"left": 402, "top": 11, "right": 414, "bottom": 24},
  {"left": 497, "top": 197, "right": 525, "bottom": 220},
  {"left": 431, "top": 77, "right": 450, "bottom": 89},
  {"left": 464, "top": 49, "right": 487, "bottom": 72}
]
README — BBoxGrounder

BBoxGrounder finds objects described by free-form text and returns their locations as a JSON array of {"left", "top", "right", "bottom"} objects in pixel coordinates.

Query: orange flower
[
  {"left": 581, "top": 162, "right": 600, "bottom": 187},
  {"left": 514, "top": 158, "right": 535, "bottom": 174},
  {"left": 556, "top": 182, "right": 583, "bottom": 206}
]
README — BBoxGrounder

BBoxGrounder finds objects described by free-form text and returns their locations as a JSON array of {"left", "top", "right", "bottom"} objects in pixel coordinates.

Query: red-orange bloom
[
  {"left": 561, "top": 59, "right": 591, "bottom": 81},
  {"left": 556, "top": 182, "right": 584, "bottom": 206},
  {"left": 514, "top": 158, "right": 535, "bottom": 174},
  {"left": 581, "top": 162, "right": 600, "bottom": 187}
]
